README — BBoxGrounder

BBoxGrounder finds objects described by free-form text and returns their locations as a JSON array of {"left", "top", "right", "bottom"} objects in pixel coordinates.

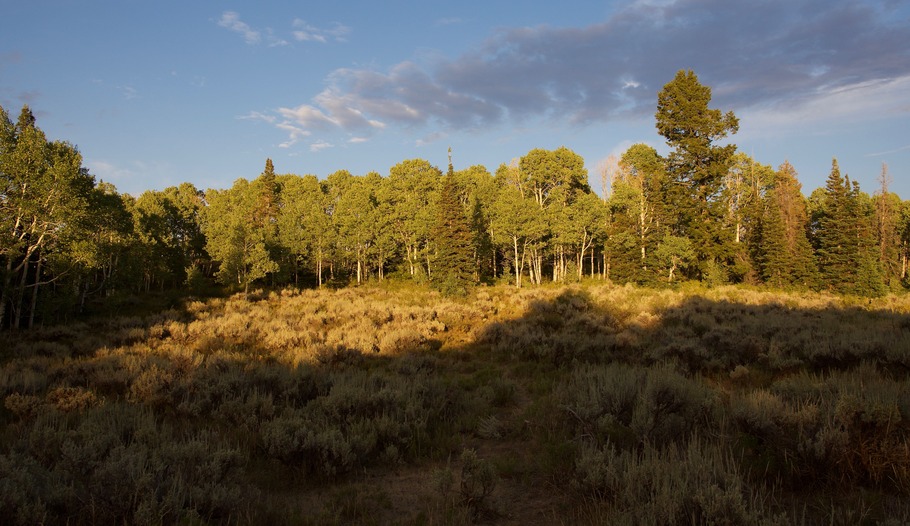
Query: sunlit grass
[{"left": 2, "top": 282, "right": 910, "bottom": 523}]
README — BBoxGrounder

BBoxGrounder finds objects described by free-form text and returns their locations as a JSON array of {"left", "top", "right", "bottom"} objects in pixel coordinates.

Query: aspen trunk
[{"left": 28, "top": 257, "right": 43, "bottom": 329}]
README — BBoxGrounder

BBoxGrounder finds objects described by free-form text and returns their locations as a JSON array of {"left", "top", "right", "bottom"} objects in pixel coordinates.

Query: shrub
[
  {"left": 731, "top": 365, "right": 910, "bottom": 492},
  {"left": 574, "top": 438, "right": 783, "bottom": 525},
  {"left": 560, "top": 363, "right": 717, "bottom": 448},
  {"left": 458, "top": 449, "right": 498, "bottom": 519},
  {"left": 260, "top": 369, "right": 454, "bottom": 478}
]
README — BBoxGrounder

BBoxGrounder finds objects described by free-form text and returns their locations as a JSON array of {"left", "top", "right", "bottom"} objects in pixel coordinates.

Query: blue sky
[{"left": 2, "top": 0, "right": 909, "bottom": 198}]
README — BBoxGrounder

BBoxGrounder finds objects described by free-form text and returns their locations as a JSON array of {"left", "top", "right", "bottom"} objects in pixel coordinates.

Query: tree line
[{"left": 2, "top": 70, "right": 908, "bottom": 329}]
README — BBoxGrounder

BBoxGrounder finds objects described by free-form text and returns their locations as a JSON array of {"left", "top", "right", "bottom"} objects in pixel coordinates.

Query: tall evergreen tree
[
  {"left": 655, "top": 70, "right": 739, "bottom": 282},
  {"left": 758, "top": 161, "right": 818, "bottom": 288},
  {"left": 432, "top": 149, "right": 475, "bottom": 296},
  {"left": 813, "top": 159, "right": 884, "bottom": 296},
  {"left": 814, "top": 160, "right": 853, "bottom": 292}
]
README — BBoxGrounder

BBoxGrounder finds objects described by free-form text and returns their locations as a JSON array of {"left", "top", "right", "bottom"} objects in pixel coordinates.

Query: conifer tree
[
  {"left": 813, "top": 159, "right": 884, "bottom": 296},
  {"left": 655, "top": 70, "right": 739, "bottom": 281},
  {"left": 814, "top": 160, "right": 851, "bottom": 290},
  {"left": 758, "top": 162, "right": 818, "bottom": 288},
  {"left": 432, "top": 149, "right": 475, "bottom": 296}
]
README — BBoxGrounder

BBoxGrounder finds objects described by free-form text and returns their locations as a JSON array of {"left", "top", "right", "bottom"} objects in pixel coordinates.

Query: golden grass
[{"left": 2, "top": 281, "right": 910, "bottom": 524}]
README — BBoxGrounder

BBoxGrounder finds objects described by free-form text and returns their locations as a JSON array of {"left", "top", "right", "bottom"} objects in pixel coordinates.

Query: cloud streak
[
  {"left": 218, "top": 11, "right": 260, "bottom": 45},
  {"left": 292, "top": 19, "right": 351, "bottom": 43},
  {"left": 217, "top": 12, "right": 350, "bottom": 47},
  {"left": 259, "top": 0, "right": 910, "bottom": 147}
]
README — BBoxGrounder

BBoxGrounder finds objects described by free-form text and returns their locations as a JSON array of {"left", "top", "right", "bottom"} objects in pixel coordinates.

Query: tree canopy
[{"left": 2, "top": 73, "right": 907, "bottom": 327}]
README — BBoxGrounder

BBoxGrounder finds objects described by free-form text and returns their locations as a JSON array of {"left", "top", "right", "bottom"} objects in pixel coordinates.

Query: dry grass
[{"left": 2, "top": 281, "right": 910, "bottom": 524}]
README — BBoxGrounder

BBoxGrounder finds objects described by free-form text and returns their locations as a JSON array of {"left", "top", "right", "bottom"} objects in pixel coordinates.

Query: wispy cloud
[
  {"left": 16, "top": 90, "right": 41, "bottom": 104},
  {"left": 741, "top": 75, "right": 910, "bottom": 138},
  {"left": 117, "top": 85, "right": 138, "bottom": 100},
  {"left": 257, "top": 0, "right": 910, "bottom": 148},
  {"left": 292, "top": 19, "right": 351, "bottom": 43},
  {"left": 416, "top": 131, "right": 447, "bottom": 147},
  {"left": 217, "top": 11, "right": 260, "bottom": 45},
  {"left": 87, "top": 159, "right": 134, "bottom": 184},
  {"left": 310, "top": 140, "right": 334, "bottom": 152},
  {"left": 866, "top": 144, "right": 910, "bottom": 157},
  {"left": 239, "top": 111, "right": 277, "bottom": 124},
  {"left": 264, "top": 28, "right": 290, "bottom": 47},
  {"left": 217, "top": 12, "right": 350, "bottom": 48},
  {"left": 277, "top": 122, "right": 310, "bottom": 148}
]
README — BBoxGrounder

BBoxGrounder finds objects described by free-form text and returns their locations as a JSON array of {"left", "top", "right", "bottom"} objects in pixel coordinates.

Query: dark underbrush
[{"left": 2, "top": 283, "right": 909, "bottom": 524}]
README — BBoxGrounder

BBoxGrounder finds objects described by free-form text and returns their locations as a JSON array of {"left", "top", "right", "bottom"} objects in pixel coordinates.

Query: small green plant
[{"left": 458, "top": 448, "right": 497, "bottom": 519}]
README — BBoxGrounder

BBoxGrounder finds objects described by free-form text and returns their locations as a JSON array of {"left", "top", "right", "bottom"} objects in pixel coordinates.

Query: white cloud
[
  {"left": 276, "top": 122, "right": 311, "bottom": 148},
  {"left": 248, "top": 0, "right": 910, "bottom": 150},
  {"left": 740, "top": 75, "right": 910, "bottom": 138},
  {"left": 217, "top": 11, "right": 261, "bottom": 45},
  {"left": 227, "top": 0, "right": 910, "bottom": 144},
  {"left": 348, "top": 137, "right": 369, "bottom": 143},
  {"left": 238, "top": 111, "right": 276, "bottom": 124},
  {"left": 278, "top": 104, "right": 339, "bottom": 129},
  {"left": 87, "top": 160, "right": 133, "bottom": 182},
  {"left": 415, "top": 131, "right": 447, "bottom": 147},
  {"left": 265, "top": 28, "right": 289, "bottom": 47},
  {"left": 866, "top": 144, "right": 910, "bottom": 157},
  {"left": 292, "top": 19, "right": 351, "bottom": 43},
  {"left": 117, "top": 85, "right": 138, "bottom": 100},
  {"left": 310, "top": 140, "right": 334, "bottom": 152}
]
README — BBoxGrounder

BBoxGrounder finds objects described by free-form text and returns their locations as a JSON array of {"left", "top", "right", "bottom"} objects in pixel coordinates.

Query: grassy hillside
[{"left": 2, "top": 283, "right": 910, "bottom": 524}]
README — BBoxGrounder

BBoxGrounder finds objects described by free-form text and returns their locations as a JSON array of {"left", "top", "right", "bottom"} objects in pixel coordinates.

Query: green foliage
[
  {"left": 518, "top": 146, "right": 589, "bottom": 207},
  {"left": 203, "top": 178, "right": 279, "bottom": 292},
  {"left": 654, "top": 235, "right": 695, "bottom": 283},
  {"left": 432, "top": 158, "right": 476, "bottom": 296},
  {"left": 607, "top": 143, "right": 667, "bottom": 283},
  {"left": 656, "top": 70, "right": 739, "bottom": 279},
  {"left": 0, "top": 104, "right": 102, "bottom": 328},
  {"left": 132, "top": 183, "right": 207, "bottom": 290},
  {"left": 560, "top": 363, "right": 716, "bottom": 448},
  {"left": 6, "top": 73, "right": 909, "bottom": 330},
  {"left": 385, "top": 158, "right": 441, "bottom": 279},
  {"left": 812, "top": 159, "right": 885, "bottom": 296},
  {"left": 758, "top": 162, "right": 818, "bottom": 289}
]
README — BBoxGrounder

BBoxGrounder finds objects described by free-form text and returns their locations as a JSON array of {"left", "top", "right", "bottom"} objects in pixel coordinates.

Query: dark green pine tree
[
  {"left": 253, "top": 158, "right": 280, "bottom": 233},
  {"left": 814, "top": 159, "right": 884, "bottom": 296},
  {"left": 655, "top": 70, "right": 739, "bottom": 282},
  {"left": 432, "top": 149, "right": 475, "bottom": 296},
  {"left": 846, "top": 179, "right": 886, "bottom": 297},
  {"left": 815, "top": 160, "right": 854, "bottom": 292},
  {"left": 758, "top": 162, "right": 818, "bottom": 289}
]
